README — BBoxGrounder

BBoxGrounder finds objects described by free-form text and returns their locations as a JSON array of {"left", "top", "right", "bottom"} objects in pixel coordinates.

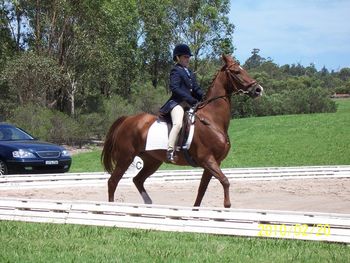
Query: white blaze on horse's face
[
  {"left": 254, "top": 84, "right": 264, "bottom": 97},
  {"left": 248, "top": 81, "right": 264, "bottom": 98}
]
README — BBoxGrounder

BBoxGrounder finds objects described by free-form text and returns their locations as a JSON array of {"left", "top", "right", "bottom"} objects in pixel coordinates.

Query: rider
[{"left": 159, "top": 44, "right": 204, "bottom": 162}]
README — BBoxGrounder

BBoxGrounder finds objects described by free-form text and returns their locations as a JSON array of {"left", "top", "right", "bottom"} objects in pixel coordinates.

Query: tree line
[
  {"left": 1, "top": 1, "right": 349, "bottom": 144},
  {"left": 233, "top": 48, "right": 350, "bottom": 118},
  {"left": 1, "top": 0, "right": 233, "bottom": 114}
]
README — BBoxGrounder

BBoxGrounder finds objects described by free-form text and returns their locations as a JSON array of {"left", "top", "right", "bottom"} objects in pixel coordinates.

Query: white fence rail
[
  {"left": 1, "top": 166, "right": 349, "bottom": 243},
  {"left": 1, "top": 165, "right": 350, "bottom": 189},
  {"left": 0, "top": 198, "right": 349, "bottom": 243}
]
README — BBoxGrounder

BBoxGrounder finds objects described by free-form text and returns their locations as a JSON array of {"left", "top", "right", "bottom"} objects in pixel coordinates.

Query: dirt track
[{"left": 1, "top": 177, "right": 350, "bottom": 214}]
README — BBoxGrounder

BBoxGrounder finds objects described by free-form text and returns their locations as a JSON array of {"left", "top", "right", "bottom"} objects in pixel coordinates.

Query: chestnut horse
[{"left": 102, "top": 55, "right": 263, "bottom": 208}]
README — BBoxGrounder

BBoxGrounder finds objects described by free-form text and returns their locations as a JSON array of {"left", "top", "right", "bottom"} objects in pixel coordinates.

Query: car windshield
[{"left": 0, "top": 126, "right": 34, "bottom": 141}]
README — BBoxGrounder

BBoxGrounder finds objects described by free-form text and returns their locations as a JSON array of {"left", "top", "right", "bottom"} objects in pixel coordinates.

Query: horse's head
[{"left": 222, "top": 54, "right": 263, "bottom": 98}]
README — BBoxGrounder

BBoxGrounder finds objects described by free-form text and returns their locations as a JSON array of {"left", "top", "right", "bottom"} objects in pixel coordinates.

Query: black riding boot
[{"left": 166, "top": 149, "right": 175, "bottom": 163}]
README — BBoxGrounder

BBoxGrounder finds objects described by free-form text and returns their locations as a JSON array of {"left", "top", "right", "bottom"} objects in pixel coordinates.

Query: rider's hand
[{"left": 189, "top": 98, "right": 198, "bottom": 105}]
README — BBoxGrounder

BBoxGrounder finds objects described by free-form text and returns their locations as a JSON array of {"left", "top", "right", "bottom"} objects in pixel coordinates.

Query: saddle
[{"left": 158, "top": 108, "right": 198, "bottom": 166}]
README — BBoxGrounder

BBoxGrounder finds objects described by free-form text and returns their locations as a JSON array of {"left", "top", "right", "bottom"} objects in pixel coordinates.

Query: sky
[{"left": 229, "top": 0, "right": 350, "bottom": 71}]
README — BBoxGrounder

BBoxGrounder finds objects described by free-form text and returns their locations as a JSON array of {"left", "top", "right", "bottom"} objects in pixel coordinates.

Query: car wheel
[{"left": 0, "top": 159, "right": 8, "bottom": 175}]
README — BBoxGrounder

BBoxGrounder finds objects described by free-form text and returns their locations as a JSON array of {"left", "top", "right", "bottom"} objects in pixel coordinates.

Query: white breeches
[{"left": 168, "top": 105, "right": 184, "bottom": 150}]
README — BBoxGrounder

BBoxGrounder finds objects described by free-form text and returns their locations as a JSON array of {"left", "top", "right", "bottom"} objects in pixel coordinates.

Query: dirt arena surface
[{"left": 1, "top": 177, "right": 350, "bottom": 214}]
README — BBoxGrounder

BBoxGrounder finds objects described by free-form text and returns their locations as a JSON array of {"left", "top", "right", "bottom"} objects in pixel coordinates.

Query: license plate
[{"left": 45, "top": 160, "right": 59, "bottom": 165}]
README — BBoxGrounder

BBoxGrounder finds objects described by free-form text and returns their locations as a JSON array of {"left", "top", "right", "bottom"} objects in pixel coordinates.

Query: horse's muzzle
[{"left": 249, "top": 84, "right": 264, "bottom": 98}]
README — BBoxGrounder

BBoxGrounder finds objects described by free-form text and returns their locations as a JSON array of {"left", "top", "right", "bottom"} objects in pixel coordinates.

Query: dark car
[{"left": 0, "top": 123, "right": 71, "bottom": 175}]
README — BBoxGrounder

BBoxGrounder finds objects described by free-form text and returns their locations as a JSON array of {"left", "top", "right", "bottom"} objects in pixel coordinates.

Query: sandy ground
[{"left": 1, "top": 177, "right": 350, "bottom": 214}]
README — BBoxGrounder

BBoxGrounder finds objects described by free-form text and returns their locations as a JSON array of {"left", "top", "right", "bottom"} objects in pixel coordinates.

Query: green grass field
[
  {"left": 224, "top": 98, "right": 350, "bottom": 167},
  {"left": 1, "top": 99, "right": 350, "bottom": 262},
  {"left": 1, "top": 221, "right": 349, "bottom": 263}
]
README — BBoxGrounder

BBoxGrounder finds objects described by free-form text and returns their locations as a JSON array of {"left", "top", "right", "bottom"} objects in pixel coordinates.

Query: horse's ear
[
  {"left": 222, "top": 54, "right": 234, "bottom": 66},
  {"left": 222, "top": 54, "right": 229, "bottom": 65}
]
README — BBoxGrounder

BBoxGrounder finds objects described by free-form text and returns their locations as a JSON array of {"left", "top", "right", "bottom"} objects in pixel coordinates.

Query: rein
[
  {"left": 196, "top": 95, "right": 228, "bottom": 110},
  {"left": 196, "top": 89, "right": 249, "bottom": 110}
]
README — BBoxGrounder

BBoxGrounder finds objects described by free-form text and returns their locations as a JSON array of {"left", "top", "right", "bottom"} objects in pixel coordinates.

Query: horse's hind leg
[
  {"left": 133, "top": 154, "right": 162, "bottom": 204},
  {"left": 108, "top": 157, "right": 133, "bottom": 202},
  {"left": 194, "top": 169, "right": 212, "bottom": 207}
]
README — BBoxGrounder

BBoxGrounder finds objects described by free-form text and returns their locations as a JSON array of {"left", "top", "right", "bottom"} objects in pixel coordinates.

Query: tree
[
  {"left": 0, "top": 1, "right": 17, "bottom": 61},
  {"left": 5, "top": 0, "right": 141, "bottom": 112},
  {"left": 1, "top": 0, "right": 29, "bottom": 51},
  {"left": 138, "top": 0, "right": 173, "bottom": 88},
  {"left": 0, "top": 1, "right": 18, "bottom": 119},
  {"left": 170, "top": 0, "right": 234, "bottom": 70},
  {"left": 338, "top": 68, "right": 350, "bottom": 82},
  {"left": 305, "top": 63, "right": 317, "bottom": 76},
  {"left": 3, "top": 52, "right": 68, "bottom": 107},
  {"left": 102, "top": 0, "right": 140, "bottom": 98},
  {"left": 244, "top": 48, "right": 266, "bottom": 69}
]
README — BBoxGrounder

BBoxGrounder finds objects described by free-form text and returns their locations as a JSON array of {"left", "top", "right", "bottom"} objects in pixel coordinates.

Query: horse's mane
[{"left": 205, "top": 65, "right": 226, "bottom": 95}]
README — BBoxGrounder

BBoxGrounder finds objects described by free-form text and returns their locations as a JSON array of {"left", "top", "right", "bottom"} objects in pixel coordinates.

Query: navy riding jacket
[{"left": 160, "top": 64, "right": 204, "bottom": 114}]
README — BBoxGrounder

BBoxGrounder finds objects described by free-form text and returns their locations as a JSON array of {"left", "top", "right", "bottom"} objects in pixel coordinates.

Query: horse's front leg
[
  {"left": 202, "top": 158, "right": 231, "bottom": 208},
  {"left": 194, "top": 169, "right": 212, "bottom": 206}
]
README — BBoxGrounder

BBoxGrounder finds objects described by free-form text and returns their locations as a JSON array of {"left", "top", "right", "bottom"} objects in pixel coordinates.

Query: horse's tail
[{"left": 101, "top": 116, "right": 128, "bottom": 174}]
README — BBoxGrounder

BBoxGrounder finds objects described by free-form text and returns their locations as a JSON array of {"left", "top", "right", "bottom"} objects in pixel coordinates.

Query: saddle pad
[{"left": 145, "top": 120, "right": 195, "bottom": 151}]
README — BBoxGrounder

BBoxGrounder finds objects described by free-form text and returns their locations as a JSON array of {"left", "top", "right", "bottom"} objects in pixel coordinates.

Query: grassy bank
[
  {"left": 224, "top": 98, "right": 350, "bottom": 167},
  {"left": 71, "top": 99, "right": 350, "bottom": 172},
  {"left": 1, "top": 221, "right": 349, "bottom": 263}
]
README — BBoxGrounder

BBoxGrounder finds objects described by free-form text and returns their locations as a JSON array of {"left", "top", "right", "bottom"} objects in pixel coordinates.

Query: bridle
[
  {"left": 196, "top": 66, "right": 256, "bottom": 110},
  {"left": 225, "top": 65, "right": 257, "bottom": 95}
]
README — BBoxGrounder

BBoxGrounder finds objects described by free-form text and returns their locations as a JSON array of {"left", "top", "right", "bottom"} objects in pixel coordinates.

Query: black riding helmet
[{"left": 173, "top": 44, "right": 193, "bottom": 61}]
